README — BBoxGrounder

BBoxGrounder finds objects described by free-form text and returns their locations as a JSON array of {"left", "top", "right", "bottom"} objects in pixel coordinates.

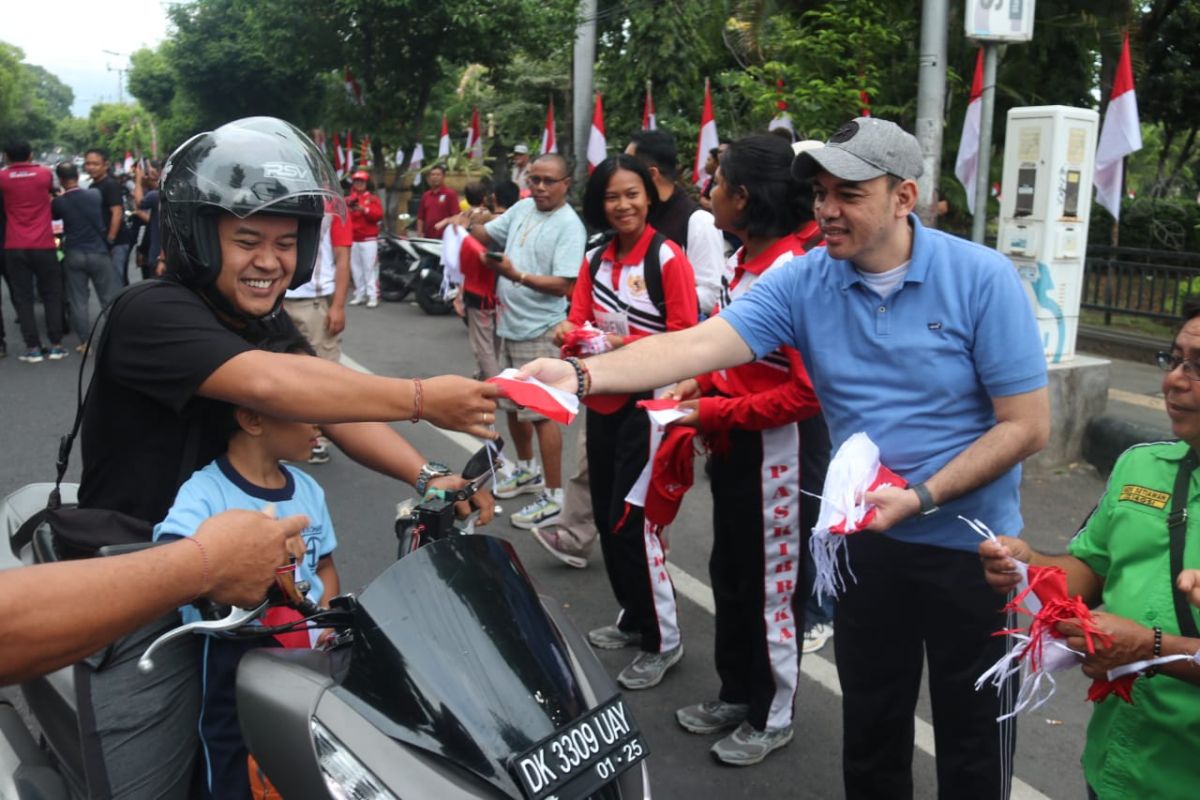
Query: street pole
[
  {"left": 971, "top": 43, "right": 998, "bottom": 243},
  {"left": 913, "top": 0, "right": 948, "bottom": 226},
  {"left": 572, "top": 0, "right": 598, "bottom": 186}
]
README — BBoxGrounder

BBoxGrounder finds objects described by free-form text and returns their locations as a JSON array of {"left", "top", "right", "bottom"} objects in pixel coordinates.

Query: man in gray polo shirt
[{"left": 464, "top": 153, "right": 586, "bottom": 530}]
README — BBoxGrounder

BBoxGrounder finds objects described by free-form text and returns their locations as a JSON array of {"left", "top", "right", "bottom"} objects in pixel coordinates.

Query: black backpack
[{"left": 587, "top": 231, "right": 669, "bottom": 318}]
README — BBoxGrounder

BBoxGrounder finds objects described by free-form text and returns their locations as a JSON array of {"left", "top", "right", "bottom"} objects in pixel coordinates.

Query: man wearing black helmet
[{"left": 73, "top": 117, "right": 498, "bottom": 799}]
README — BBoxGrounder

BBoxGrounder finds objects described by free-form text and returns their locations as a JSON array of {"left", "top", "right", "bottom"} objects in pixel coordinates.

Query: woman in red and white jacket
[
  {"left": 347, "top": 169, "right": 383, "bottom": 307},
  {"left": 555, "top": 154, "right": 698, "bottom": 691},
  {"left": 665, "top": 134, "right": 831, "bottom": 766}
]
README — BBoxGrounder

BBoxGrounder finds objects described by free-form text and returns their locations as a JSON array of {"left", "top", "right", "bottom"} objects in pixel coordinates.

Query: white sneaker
[
  {"left": 366, "top": 297, "right": 379, "bottom": 308},
  {"left": 510, "top": 493, "right": 561, "bottom": 530},
  {"left": 802, "top": 622, "right": 834, "bottom": 655},
  {"left": 493, "top": 467, "right": 544, "bottom": 499},
  {"left": 348, "top": 295, "right": 366, "bottom": 306}
]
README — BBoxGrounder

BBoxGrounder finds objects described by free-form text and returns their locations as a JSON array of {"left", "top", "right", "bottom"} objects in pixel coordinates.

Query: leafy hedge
[{"left": 1089, "top": 197, "right": 1200, "bottom": 252}]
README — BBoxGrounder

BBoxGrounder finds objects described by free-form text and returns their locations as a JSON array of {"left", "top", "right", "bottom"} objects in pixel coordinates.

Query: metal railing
[{"left": 1083, "top": 246, "right": 1200, "bottom": 325}]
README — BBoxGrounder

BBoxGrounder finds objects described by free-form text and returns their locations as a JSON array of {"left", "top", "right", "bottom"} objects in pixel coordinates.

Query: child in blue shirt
[{"left": 153, "top": 331, "right": 339, "bottom": 800}]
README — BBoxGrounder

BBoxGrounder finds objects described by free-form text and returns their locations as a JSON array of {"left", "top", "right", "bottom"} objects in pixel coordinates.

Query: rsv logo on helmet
[{"left": 262, "top": 162, "right": 310, "bottom": 181}]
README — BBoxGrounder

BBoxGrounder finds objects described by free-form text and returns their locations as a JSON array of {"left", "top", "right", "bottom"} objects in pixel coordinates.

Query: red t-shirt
[
  {"left": 459, "top": 235, "right": 496, "bottom": 307},
  {"left": 417, "top": 186, "right": 460, "bottom": 234},
  {"left": 330, "top": 214, "right": 353, "bottom": 248},
  {"left": 0, "top": 162, "right": 55, "bottom": 249}
]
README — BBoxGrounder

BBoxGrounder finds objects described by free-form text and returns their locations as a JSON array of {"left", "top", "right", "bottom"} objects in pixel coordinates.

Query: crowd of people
[{"left": 3, "top": 109, "right": 1200, "bottom": 800}]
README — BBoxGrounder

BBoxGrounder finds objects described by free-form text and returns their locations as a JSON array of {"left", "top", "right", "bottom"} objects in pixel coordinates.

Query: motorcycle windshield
[{"left": 334, "top": 535, "right": 591, "bottom": 797}]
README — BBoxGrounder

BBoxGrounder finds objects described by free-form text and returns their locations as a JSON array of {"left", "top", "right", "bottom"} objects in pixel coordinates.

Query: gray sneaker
[
  {"left": 711, "top": 722, "right": 794, "bottom": 766},
  {"left": 531, "top": 527, "right": 589, "bottom": 568},
  {"left": 587, "top": 624, "right": 641, "bottom": 650},
  {"left": 675, "top": 700, "right": 750, "bottom": 735},
  {"left": 617, "top": 645, "right": 684, "bottom": 690}
]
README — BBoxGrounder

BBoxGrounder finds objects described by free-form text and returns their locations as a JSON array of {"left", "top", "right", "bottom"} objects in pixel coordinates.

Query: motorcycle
[
  {"left": 0, "top": 444, "right": 653, "bottom": 800},
  {"left": 377, "top": 227, "right": 455, "bottom": 316}
]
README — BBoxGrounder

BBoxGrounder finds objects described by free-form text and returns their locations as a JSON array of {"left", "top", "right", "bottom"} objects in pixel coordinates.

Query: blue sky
[{"left": 7, "top": 1, "right": 170, "bottom": 117}]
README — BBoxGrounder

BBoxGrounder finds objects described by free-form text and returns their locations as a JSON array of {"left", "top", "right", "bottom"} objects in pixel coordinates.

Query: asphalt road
[{"left": 0, "top": 291, "right": 1111, "bottom": 799}]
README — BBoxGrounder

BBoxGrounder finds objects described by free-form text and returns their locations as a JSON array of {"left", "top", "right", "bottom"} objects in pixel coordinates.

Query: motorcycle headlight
[{"left": 311, "top": 719, "right": 397, "bottom": 800}]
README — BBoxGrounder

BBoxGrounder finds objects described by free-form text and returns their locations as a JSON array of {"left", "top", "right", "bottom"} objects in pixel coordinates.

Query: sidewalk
[{"left": 1081, "top": 348, "right": 1174, "bottom": 475}]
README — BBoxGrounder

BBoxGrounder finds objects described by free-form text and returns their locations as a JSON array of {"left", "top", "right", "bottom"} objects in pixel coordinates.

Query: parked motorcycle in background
[{"left": 378, "top": 216, "right": 455, "bottom": 316}]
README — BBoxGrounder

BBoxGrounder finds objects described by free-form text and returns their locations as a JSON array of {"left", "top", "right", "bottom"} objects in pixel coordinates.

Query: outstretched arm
[
  {"left": 0, "top": 510, "right": 308, "bottom": 685},
  {"left": 520, "top": 316, "right": 754, "bottom": 397},
  {"left": 199, "top": 351, "right": 498, "bottom": 439}
]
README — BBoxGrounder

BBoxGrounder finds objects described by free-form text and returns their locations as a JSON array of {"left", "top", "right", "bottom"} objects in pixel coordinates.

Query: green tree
[
  {"left": 127, "top": 45, "right": 177, "bottom": 120},
  {"left": 167, "top": 0, "right": 336, "bottom": 129}
]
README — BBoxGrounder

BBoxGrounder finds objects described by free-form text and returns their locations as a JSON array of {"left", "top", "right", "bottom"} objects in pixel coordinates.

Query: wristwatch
[
  {"left": 911, "top": 482, "right": 938, "bottom": 516},
  {"left": 415, "top": 462, "right": 452, "bottom": 496}
]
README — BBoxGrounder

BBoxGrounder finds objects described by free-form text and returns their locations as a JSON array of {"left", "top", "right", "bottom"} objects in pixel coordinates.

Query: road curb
[{"left": 1083, "top": 415, "right": 1175, "bottom": 475}]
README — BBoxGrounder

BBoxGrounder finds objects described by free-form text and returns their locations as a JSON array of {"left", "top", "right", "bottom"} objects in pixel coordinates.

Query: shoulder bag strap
[
  {"left": 1168, "top": 448, "right": 1200, "bottom": 639},
  {"left": 50, "top": 280, "right": 169, "bottom": 509},
  {"left": 643, "top": 232, "right": 668, "bottom": 318}
]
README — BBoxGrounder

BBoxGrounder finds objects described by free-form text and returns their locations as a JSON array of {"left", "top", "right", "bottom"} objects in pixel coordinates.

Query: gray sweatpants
[
  {"left": 76, "top": 612, "right": 200, "bottom": 799},
  {"left": 63, "top": 250, "right": 118, "bottom": 341}
]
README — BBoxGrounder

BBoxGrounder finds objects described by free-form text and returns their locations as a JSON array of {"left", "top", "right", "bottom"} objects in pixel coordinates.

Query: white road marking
[{"left": 343, "top": 350, "right": 1051, "bottom": 800}]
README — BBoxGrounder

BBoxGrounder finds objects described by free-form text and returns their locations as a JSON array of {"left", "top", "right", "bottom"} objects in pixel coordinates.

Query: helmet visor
[{"left": 164, "top": 117, "right": 347, "bottom": 223}]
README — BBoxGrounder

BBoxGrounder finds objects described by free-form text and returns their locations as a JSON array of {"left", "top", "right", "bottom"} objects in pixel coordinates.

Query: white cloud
[{"left": 5, "top": 0, "right": 171, "bottom": 116}]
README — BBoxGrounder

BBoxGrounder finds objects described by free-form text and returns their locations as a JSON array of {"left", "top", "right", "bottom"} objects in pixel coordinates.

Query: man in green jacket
[{"left": 981, "top": 305, "right": 1200, "bottom": 800}]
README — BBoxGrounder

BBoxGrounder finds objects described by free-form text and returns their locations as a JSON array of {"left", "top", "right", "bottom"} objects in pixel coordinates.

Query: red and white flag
[
  {"left": 437, "top": 114, "right": 451, "bottom": 159},
  {"left": 344, "top": 131, "right": 354, "bottom": 172},
  {"left": 332, "top": 132, "right": 343, "bottom": 177},
  {"left": 487, "top": 369, "right": 579, "bottom": 425},
  {"left": 1094, "top": 32, "right": 1142, "bottom": 220},
  {"left": 123, "top": 151, "right": 134, "bottom": 174},
  {"left": 693, "top": 79, "right": 719, "bottom": 187},
  {"left": 954, "top": 48, "right": 985, "bottom": 215},
  {"left": 642, "top": 84, "right": 656, "bottom": 131},
  {"left": 466, "top": 108, "right": 482, "bottom": 161},
  {"left": 344, "top": 68, "right": 364, "bottom": 106},
  {"left": 540, "top": 99, "right": 557, "bottom": 155},
  {"left": 587, "top": 93, "right": 607, "bottom": 174}
]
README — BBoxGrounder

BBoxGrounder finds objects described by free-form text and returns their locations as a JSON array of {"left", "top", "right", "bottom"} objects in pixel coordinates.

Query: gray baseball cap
[{"left": 791, "top": 118, "right": 923, "bottom": 182}]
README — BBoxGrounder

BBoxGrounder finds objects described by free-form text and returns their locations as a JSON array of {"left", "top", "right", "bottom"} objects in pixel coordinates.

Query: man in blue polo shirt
[{"left": 521, "top": 118, "right": 1049, "bottom": 794}]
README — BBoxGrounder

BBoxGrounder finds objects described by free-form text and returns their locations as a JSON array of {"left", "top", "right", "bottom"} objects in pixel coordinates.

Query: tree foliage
[{"left": 0, "top": 41, "right": 75, "bottom": 153}]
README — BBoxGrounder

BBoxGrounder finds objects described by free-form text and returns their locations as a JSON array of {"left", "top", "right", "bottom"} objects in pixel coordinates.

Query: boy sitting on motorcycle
[{"left": 152, "top": 331, "right": 340, "bottom": 800}]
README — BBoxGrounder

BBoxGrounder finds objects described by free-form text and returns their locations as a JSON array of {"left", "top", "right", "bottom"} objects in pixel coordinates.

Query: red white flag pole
[
  {"left": 587, "top": 93, "right": 606, "bottom": 174},
  {"left": 1094, "top": 31, "right": 1142, "bottom": 221},
  {"left": 693, "top": 78, "right": 719, "bottom": 187},
  {"left": 954, "top": 48, "right": 985, "bottom": 215},
  {"left": 540, "top": 98, "right": 558, "bottom": 154},
  {"left": 642, "top": 81, "right": 656, "bottom": 131},
  {"left": 437, "top": 114, "right": 451, "bottom": 159}
]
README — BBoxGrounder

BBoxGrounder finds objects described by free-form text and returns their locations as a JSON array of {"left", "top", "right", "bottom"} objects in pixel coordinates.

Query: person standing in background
[
  {"left": 415, "top": 164, "right": 460, "bottom": 239},
  {"left": 52, "top": 162, "right": 118, "bottom": 350},
  {"left": 347, "top": 170, "right": 382, "bottom": 308},
  {"left": 0, "top": 141, "right": 66, "bottom": 362},
  {"left": 83, "top": 148, "right": 133, "bottom": 287}
]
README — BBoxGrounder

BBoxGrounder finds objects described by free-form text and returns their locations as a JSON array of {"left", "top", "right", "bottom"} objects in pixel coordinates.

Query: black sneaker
[{"left": 18, "top": 348, "right": 44, "bottom": 364}]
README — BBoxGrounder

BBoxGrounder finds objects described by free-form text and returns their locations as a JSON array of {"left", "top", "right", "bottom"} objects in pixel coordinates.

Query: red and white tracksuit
[
  {"left": 348, "top": 189, "right": 383, "bottom": 302},
  {"left": 571, "top": 225, "right": 698, "bottom": 654},
  {"left": 696, "top": 228, "right": 830, "bottom": 731}
]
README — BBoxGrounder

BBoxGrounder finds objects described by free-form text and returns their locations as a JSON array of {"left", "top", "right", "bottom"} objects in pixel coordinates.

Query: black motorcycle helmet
[{"left": 160, "top": 117, "right": 346, "bottom": 317}]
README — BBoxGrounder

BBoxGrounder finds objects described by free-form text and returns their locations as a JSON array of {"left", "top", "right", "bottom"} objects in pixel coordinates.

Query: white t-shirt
[
  {"left": 286, "top": 215, "right": 336, "bottom": 299},
  {"left": 855, "top": 260, "right": 911, "bottom": 299}
]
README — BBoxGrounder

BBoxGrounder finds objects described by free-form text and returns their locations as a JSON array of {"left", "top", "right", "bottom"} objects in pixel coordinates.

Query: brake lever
[{"left": 137, "top": 600, "right": 269, "bottom": 673}]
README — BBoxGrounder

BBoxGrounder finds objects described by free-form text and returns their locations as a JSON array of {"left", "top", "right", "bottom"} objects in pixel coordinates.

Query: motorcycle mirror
[{"left": 462, "top": 438, "right": 504, "bottom": 481}]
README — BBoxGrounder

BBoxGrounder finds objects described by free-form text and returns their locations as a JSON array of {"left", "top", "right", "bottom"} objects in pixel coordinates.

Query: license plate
[{"left": 511, "top": 696, "right": 648, "bottom": 800}]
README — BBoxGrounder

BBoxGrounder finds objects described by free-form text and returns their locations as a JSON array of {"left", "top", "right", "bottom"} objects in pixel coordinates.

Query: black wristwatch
[
  {"left": 911, "top": 482, "right": 939, "bottom": 517},
  {"left": 415, "top": 462, "right": 452, "bottom": 496}
]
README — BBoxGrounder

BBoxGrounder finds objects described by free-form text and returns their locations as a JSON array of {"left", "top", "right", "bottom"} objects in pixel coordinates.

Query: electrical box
[{"left": 997, "top": 106, "right": 1098, "bottom": 363}]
